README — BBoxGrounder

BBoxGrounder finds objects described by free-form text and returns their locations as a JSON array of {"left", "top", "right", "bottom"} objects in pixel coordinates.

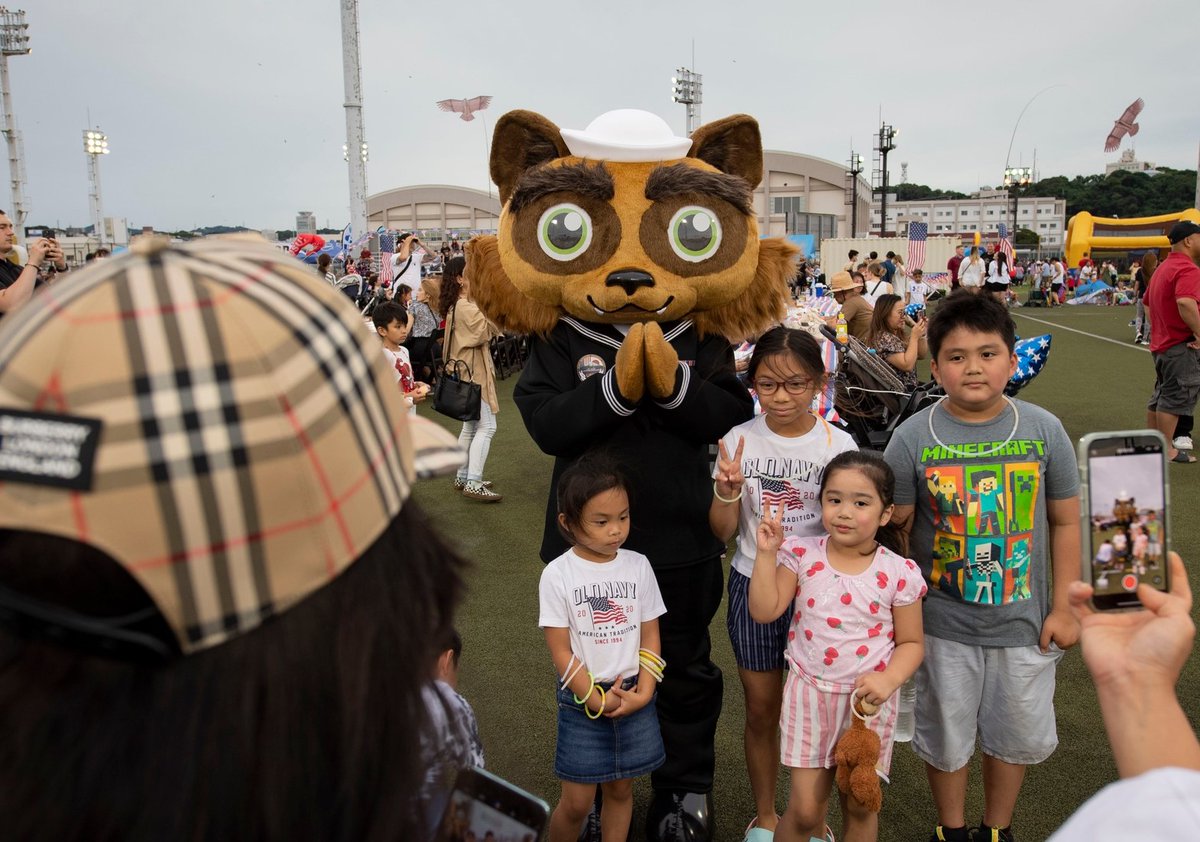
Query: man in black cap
[{"left": 1145, "top": 220, "right": 1200, "bottom": 463}]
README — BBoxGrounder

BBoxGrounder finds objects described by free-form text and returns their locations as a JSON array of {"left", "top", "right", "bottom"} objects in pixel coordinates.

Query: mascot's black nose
[{"left": 605, "top": 270, "right": 655, "bottom": 297}]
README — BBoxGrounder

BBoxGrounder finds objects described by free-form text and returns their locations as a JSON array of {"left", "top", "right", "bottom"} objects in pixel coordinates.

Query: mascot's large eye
[
  {"left": 538, "top": 203, "right": 593, "bottom": 261},
  {"left": 668, "top": 206, "right": 721, "bottom": 262}
]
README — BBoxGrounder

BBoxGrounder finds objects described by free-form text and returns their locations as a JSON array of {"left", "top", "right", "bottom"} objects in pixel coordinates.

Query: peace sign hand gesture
[
  {"left": 714, "top": 437, "right": 746, "bottom": 501},
  {"left": 756, "top": 504, "right": 786, "bottom": 555}
]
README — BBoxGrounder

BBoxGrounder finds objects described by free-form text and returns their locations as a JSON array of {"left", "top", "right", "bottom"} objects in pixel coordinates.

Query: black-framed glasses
[{"left": 754, "top": 378, "right": 813, "bottom": 395}]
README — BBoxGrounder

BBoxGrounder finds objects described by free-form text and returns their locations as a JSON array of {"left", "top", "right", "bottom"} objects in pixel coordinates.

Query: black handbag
[
  {"left": 432, "top": 304, "right": 482, "bottom": 421},
  {"left": 433, "top": 359, "right": 482, "bottom": 421}
]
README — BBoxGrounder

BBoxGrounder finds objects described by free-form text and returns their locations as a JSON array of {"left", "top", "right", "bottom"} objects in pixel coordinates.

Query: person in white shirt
[
  {"left": 1049, "top": 257, "right": 1066, "bottom": 307},
  {"left": 906, "top": 269, "right": 932, "bottom": 307},
  {"left": 390, "top": 233, "right": 425, "bottom": 298},
  {"left": 861, "top": 262, "right": 893, "bottom": 306},
  {"left": 985, "top": 251, "right": 1013, "bottom": 304},
  {"left": 958, "top": 247, "right": 986, "bottom": 292}
]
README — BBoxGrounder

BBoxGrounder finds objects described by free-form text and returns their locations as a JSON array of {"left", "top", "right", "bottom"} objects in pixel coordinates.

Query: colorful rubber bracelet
[
  {"left": 712, "top": 480, "right": 743, "bottom": 504},
  {"left": 572, "top": 671, "right": 597, "bottom": 705},
  {"left": 585, "top": 686, "right": 607, "bottom": 720}
]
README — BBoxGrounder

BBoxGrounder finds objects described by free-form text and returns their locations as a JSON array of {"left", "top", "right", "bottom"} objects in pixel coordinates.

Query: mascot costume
[{"left": 468, "top": 108, "right": 797, "bottom": 841}]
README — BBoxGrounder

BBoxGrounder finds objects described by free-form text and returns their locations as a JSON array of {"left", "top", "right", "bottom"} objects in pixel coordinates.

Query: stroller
[{"left": 819, "top": 325, "right": 939, "bottom": 450}]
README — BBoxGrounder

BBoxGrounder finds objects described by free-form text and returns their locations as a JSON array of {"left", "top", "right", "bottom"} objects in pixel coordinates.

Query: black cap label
[{"left": 0, "top": 409, "right": 102, "bottom": 491}]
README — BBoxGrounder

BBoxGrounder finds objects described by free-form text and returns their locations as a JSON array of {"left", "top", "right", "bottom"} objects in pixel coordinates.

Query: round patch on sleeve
[{"left": 576, "top": 354, "right": 607, "bottom": 381}]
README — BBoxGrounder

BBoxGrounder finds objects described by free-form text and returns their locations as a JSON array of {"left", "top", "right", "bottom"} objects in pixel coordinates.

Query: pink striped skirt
[{"left": 779, "top": 656, "right": 898, "bottom": 779}]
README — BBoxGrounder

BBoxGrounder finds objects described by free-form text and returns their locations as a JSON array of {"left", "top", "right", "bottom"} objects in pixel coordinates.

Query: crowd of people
[{"left": 0, "top": 220, "right": 1197, "bottom": 842}]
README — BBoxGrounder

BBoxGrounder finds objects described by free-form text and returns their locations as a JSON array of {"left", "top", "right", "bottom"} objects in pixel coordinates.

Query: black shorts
[{"left": 984, "top": 282, "right": 1010, "bottom": 294}]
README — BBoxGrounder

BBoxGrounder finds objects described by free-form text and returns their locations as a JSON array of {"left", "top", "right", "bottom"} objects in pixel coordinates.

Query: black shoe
[
  {"left": 969, "top": 825, "right": 1014, "bottom": 842},
  {"left": 929, "top": 826, "right": 971, "bottom": 842},
  {"left": 645, "top": 791, "right": 714, "bottom": 842}
]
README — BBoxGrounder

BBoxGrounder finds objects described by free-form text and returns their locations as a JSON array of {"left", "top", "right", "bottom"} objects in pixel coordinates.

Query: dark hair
[
  {"left": 747, "top": 326, "right": 825, "bottom": 384},
  {"left": 317, "top": 253, "right": 332, "bottom": 271},
  {"left": 848, "top": 250, "right": 858, "bottom": 259},
  {"left": 372, "top": 300, "right": 408, "bottom": 332},
  {"left": 926, "top": 289, "right": 1016, "bottom": 359},
  {"left": 0, "top": 502, "right": 466, "bottom": 841},
  {"left": 396, "top": 284, "right": 412, "bottom": 299},
  {"left": 818, "top": 451, "right": 907, "bottom": 556},
  {"left": 438, "top": 256, "right": 466, "bottom": 319},
  {"left": 440, "top": 627, "right": 463, "bottom": 666},
  {"left": 867, "top": 294, "right": 904, "bottom": 345},
  {"left": 868, "top": 251, "right": 878, "bottom": 261},
  {"left": 556, "top": 453, "right": 630, "bottom": 546}
]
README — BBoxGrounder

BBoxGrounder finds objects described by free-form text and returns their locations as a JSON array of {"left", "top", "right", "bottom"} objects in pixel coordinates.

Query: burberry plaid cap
[{"left": 0, "top": 235, "right": 462, "bottom": 654}]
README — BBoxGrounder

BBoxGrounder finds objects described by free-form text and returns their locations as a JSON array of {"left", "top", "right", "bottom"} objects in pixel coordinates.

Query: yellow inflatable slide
[{"left": 1066, "top": 208, "right": 1200, "bottom": 266}]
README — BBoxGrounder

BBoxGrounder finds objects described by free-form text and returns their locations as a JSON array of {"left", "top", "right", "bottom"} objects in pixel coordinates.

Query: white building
[
  {"left": 1105, "top": 149, "right": 1158, "bottom": 176},
  {"left": 870, "top": 190, "right": 1067, "bottom": 253},
  {"left": 295, "top": 211, "right": 317, "bottom": 235}
]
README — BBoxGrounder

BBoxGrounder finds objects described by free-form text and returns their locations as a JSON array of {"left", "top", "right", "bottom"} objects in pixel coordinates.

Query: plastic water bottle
[
  {"left": 894, "top": 678, "right": 917, "bottom": 742},
  {"left": 835, "top": 312, "right": 848, "bottom": 345}
]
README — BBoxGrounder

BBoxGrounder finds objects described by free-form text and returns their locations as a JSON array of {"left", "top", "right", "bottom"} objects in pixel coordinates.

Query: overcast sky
[{"left": 7, "top": 0, "right": 1197, "bottom": 232}]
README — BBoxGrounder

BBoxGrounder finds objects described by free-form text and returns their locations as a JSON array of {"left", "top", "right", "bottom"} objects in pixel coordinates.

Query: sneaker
[
  {"left": 462, "top": 481, "right": 503, "bottom": 502},
  {"left": 1174, "top": 436, "right": 1194, "bottom": 451},
  {"left": 969, "top": 824, "right": 1014, "bottom": 842},
  {"left": 929, "top": 827, "right": 971, "bottom": 842},
  {"left": 1134, "top": 333, "right": 1143, "bottom": 344},
  {"left": 1128, "top": 320, "right": 1137, "bottom": 327},
  {"left": 452, "top": 477, "right": 493, "bottom": 493}
]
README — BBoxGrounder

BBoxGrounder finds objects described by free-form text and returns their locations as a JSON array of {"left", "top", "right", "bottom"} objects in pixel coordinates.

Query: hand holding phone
[
  {"left": 435, "top": 767, "right": 548, "bottom": 842},
  {"left": 1068, "top": 552, "right": 1192, "bottom": 690},
  {"left": 1078, "top": 430, "right": 1170, "bottom": 611}
]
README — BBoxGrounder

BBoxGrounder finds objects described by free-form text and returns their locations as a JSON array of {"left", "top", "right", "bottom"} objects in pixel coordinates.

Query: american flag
[
  {"left": 378, "top": 231, "right": 396, "bottom": 285},
  {"left": 998, "top": 223, "right": 1015, "bottom": 263},
  {"left": 586, "top": 595, "right": 628, "bottom": 626},
  {"left": 813, "top": 337, "right": 841, "bottom": 423},
  {"left": 760, "top": 477, "right": 806, "bottom": 511},
  {"left": 907, "top": 221, "right": 928, "bottom": 271}
]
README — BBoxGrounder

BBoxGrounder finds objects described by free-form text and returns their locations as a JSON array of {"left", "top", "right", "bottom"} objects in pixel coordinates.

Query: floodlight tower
[
  {"left": 83, "top": 129, "right": 109, "bottom": 246},
  {"left": 874, "top": 123, "right": 897, "bottom": 236},
  {"left": 0, "top": 7, "right": 30, "bottom": 229},
  {"left": 1003, "top": 165, "right": 1032, "bottom": 239},
  {"left": 340, "top": 0, "right": 368, "bottom": 244},
  {"left": 671, "top": 67, "right": 703, "bottom": 137}
]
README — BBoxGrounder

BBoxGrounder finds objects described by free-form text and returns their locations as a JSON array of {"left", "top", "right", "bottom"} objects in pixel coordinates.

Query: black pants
[
  {"left": 1177, "top": 415, "right": 1194, "bottom": 438},
  {"left": 650, "top": 555, "right": 724, "bottom": 794}
]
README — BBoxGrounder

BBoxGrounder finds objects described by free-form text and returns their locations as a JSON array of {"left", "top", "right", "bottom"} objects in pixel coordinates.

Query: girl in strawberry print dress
[{"left": 749, "top": 450, "right": 926, "bottom": 842}]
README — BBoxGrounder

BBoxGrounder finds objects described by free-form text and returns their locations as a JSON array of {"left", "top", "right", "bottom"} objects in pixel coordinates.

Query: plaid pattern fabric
[{"left": 0, "top": 235, "right": 462, "bottom": 653}]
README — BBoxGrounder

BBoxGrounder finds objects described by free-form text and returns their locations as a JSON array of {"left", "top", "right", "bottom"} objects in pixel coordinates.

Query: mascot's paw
[
  {"left": 642, "top": 322, "right": 680, "bottom": 401},
  {"left": 615, "top": 323, "right": 647, "bottom": 404}
]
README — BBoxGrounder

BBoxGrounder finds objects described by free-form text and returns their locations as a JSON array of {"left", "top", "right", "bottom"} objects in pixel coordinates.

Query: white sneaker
[{"left": 1174, "top": 436, "right": 1193, "bottom": 451}]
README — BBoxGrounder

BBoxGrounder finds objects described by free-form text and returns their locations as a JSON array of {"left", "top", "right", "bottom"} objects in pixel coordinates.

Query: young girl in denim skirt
[
  {"left": 538, "top": 454, "right": 667, "bottom": 842},
  {"left": 749, "top": 451, "right": 926, "bottom": 842}
]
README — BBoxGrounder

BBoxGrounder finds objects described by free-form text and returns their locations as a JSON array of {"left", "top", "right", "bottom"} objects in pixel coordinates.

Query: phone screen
[
  {"left": 435, "top": 767, "right": 548, "bottom": 842},
  {"left": 1083, "top": 432, "right": 1169, "bottom": 610}
]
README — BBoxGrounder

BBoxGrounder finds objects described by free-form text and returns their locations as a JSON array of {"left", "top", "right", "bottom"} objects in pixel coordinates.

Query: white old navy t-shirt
[
  {"left": 539, "top": 548, "right": 667, "bottom": 683},
  {"left": 717, "top": 414, "right": 858, "bottom": 578}
]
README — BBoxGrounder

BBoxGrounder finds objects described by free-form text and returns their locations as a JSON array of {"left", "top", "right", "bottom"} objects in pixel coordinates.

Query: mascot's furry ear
[
  {"left": 465, "top": 236, "right": 560, "bottom": 335},
  {"left": 693, "top": 237, "right": 796, "bottom": 341},
  {"left": 490, "top": 110, "right": 571, "bottom": 204},
  {"left": 687, "top": 115, "right": 764, "bottom": 187}
]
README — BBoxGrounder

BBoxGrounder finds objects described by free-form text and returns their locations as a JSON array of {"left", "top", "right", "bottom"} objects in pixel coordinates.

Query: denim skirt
[{"left": 554, "top": 677, "right": 665, "bottom": 784}]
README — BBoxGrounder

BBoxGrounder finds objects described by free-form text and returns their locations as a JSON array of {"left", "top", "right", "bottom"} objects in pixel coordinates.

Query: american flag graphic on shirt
[
  {"left": 587, "top": 595, "right": 628, "bottom": 626},
  {"left": 761, "top": 477, "right": 805, "bottom": 511}
]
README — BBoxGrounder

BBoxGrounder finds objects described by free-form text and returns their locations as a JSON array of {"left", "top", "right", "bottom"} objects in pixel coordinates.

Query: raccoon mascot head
[{"left": 467, "top": 109, "right": 797, "bottom": 343}]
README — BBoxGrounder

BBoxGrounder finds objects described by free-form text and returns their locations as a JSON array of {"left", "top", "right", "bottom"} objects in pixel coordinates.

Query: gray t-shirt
[{"left": 884, "top": 398, "right": 1078, "bottom": 647}]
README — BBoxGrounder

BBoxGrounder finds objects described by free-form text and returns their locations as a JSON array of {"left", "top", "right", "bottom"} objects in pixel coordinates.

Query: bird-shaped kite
[
  {"left": 1105, "top": 98, "right": 1144, "bottom": 153},
  {"left": 436, "top": 95, "right": 493, "bottom": 122}
]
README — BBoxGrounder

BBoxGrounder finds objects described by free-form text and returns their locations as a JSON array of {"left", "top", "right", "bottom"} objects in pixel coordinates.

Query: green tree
[
  {"left": 894, "top": 183, "right": 970, "bottom": 201},
  {"left": 1015, "top": 228, "right": 1040, "bottom": 247},
  {"left": 1023, "top": 168, "right": 1197, "bottom": 218}
]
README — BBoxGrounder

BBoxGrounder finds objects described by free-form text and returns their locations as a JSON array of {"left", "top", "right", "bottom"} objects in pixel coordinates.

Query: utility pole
[
  {"left": 0, "top": 8, "right": 30, "bottom": 229},
  {"left": 845, "top": 150, "right": 864, "bottom": 238},
  {"left": 339, "top": 0, "right": 368, "bottom": 246},
  {"left": 874, "top": 123, "right": 897, "bottom": 236}
]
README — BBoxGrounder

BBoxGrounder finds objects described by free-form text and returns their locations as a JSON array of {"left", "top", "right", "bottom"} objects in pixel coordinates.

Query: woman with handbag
[{"left": 438, "top": 255, "right": 502, "bottom": 502}]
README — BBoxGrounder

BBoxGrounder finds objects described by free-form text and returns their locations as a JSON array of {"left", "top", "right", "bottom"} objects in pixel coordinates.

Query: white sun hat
[{"left": 560, "top": 109, "right": 693, "bottom": 163}]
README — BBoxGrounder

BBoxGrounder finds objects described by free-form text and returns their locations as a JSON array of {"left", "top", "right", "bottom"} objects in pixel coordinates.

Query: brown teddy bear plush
[{"left": 835, "top": 696, "right": 884, "bottom": 813}]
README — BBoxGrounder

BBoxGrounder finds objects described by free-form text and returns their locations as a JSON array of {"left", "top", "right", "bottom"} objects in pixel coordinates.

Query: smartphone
[
  {"left": 1078, "top": 430, "right": 1170, "bottom": 611},
  {"left": 434, "top": 767, "right": 549, "bottom": 842}
]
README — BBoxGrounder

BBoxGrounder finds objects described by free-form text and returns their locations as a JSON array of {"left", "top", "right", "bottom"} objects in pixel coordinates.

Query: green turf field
[{"left": 412, "top": 300, "right": 1199, "bottom": 842}]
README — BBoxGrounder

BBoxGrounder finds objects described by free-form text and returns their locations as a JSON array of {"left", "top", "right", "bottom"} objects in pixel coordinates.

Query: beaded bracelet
[{"left": 712, "top": 480, "right": 743, "bottom": 504}]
